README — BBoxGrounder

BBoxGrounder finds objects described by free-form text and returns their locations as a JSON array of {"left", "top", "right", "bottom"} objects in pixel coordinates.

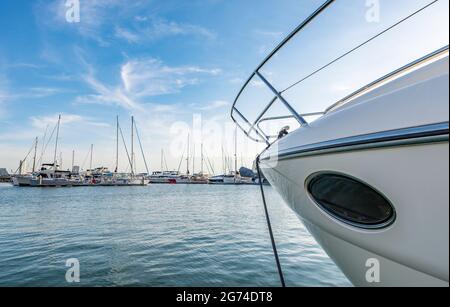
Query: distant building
[{"left": 0, "top": 168, "right": 11, "bottom": 182}]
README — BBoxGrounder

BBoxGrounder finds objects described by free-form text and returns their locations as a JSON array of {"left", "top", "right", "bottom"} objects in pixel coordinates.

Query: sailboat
[
  {"left": 12, "top": 137, "right": 39, "bottom": 186},
  {"left": 208, "top": 130, "right": 254, "bottom": 185},
  {"left": 102, "top": 116, "right": 149, "bottom": 186},
  {"left": 13, "top": 116, "right": 86, "bottom": 187},
  {"left": 26, "top": 115, "right": 73, "bottom": 187},
  {"left": 148, "top": 149, "right": 178, "bottom": 184},
  {"left": 190, "top": 143, "right": 209, "bottom": 184},
  {"left": 231, "top": 0, "right": 449, "bottom": 286}
]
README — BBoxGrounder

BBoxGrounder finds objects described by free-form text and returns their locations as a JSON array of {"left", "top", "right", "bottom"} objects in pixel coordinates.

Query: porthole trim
[{"left": 306, "top": 172, "right": 396, "bottom": 230}]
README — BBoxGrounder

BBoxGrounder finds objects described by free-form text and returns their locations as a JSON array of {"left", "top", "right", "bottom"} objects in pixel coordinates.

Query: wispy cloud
[
  {"left": 0, "top": 85, "right": 7, "bottom": 104},
  {"left": 30, "top": 113, "right": 110, "bottom": 130},
  {"left": 145, "top": 19, "right": 216, "bottom": 40},
  {"left": 121, "top": 58, "right": 221, "bottom": 97},
  {"left": 76, "top": 70, "right": 142, "bottom": 111},
  {"left": 43, "top": 73, "right": 76, "bottom": 81},
  {"left": 229, "top": 77, "right": 244, "bottom": 85},
  {"left": 0, "top": 113, "right": 109, "bottom": 143},
  {"left": 27, "top": 87, "right": 67, "bottom": 98},
  {"left": 0, "top": 74, "right": 11, "bottom": 119},
  {"left": 37, "top": 0, "right": 142, "bottom": 45},
  {"left": 0, "top": 92, "right": 7, "bottom": 119},
  {"left": 115, "top": 19, "right": 216, "bottom": 44},
  {"left": 7, "top": 63, "right": 44, "bottom": 70},
  {"left": 250, "top": 80, "right": 265, "bottom": 88},
  {"left": 1, "top": 87, "right": 68, "bottom": 101},
  {"left": 75, "top": 57, "right": 221, "bottom": 113},
  {"left": 194, "top": 100, "right": 230, "bottom": 111},
  {"left": 0, "top": 130, "right": 40, "bottom": 142},
  {"left": 0, "top": 90, "right": 6, "bottom": 103},
  {"left": 38, "top": 1, "right": 215, "bottom": 45},
  {"left": 254, "top": 29, "right": 284, "bottom": 38},
  {"left": 114, "top": 26, "right": 141, "bottom": 44}
]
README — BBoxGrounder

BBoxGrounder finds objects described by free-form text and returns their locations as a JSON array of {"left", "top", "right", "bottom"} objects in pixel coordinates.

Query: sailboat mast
[
  {"left": 72, "top": 150, "right": 75, "bottom": 171},
  {"left": 19, "top": 160, "right": 23, "bottom": 175},
  {"left": 164, "top": 153, "right": 168, "bottom": 172},
  {"left": 177, "top": 150, "right": 185, "bottom": 173},
  {"left": 234, "top": 125, "right": 238, "bottom": 177},
  {"left": 116, "top": 116, "right": 119, "bottom": 173},
  {"left": 32, "top": 137, "right": 38, "bottom": 173},
  {"left": 90, "top": 144, "right": 93, "bottom": 171},
  {"left": 186, "top": 134, "right": 190, "bottom": 175},
  {"left": 131, "top": 116, "right": 134, "bottom": 176},
  {"left": 201, "top": 143, "right": 204, "bottom": 175},
  {"left": 192, "top": 144, "right": 195, "bottom": 175},
  {"left": 39, "top": 124, "right": 49, "bottom": 168},
  {"left": 53, "top": 115, "right": 61, "bottom": 170},
  {"left": 134, "top": 120, "right": 150, "bottom": 175},
  {"left": 221, "top": 146, "right": 225, "bottom": 175},
  {"left": 161, "top": 149, "right": 164, "bottom": 171}
]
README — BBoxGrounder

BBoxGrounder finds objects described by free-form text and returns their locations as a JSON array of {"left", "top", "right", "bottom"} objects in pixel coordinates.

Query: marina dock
[{"left": 10, "top": 115, "right": 264, "bottom": 188}]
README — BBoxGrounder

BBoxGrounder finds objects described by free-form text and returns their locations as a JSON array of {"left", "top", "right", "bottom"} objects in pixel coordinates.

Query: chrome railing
[
  {"left": 256, "top": 113, "right": 325, "bottom": 140},
  {"left": 230, "top": 0, "right": 447, "bottom": 145},
  {"left": 231, "top": 0, "right": 335, "bottom": 145}
]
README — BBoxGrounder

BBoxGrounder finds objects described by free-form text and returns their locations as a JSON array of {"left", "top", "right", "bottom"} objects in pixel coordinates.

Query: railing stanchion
[{"left": 255, "top": 71, "right": 308, "bottom": 127}]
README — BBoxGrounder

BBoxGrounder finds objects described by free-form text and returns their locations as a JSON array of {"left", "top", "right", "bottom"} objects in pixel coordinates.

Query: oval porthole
[{"left": 307, "top": 173, "right": 395, "bottom": 229}]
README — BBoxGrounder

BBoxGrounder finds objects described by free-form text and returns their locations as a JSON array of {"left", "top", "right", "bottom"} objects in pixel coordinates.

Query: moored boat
[{"left": 231, "top": 0, "right": 449, "bottom": 287}]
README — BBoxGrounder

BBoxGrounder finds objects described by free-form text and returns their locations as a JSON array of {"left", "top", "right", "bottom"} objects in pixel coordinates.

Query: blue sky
[
  {"left": 0, "top": 0, "right": 448, "bottom": 173},
  {"left": 0, "top": 0, "right": 324, "bottom": 172}
]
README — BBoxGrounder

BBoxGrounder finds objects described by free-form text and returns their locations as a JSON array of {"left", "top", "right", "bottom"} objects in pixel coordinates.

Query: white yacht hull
[
  {"left": 148, "top": 177, "right": 177, "bottom": 184},
  {"left": 12, "top": 176, "right": 33, "bottom": 187},
  {"left": 29, "top": 178, "right": 72, "bottom": 187},
  {"left": 262, "top": 142, "right": 449, "bottom": 287},
  {"left": 175, "top": 177, "right": 191, "bottom": 184},
  {"left": 208, "top": 175, "right": 255, "bottom": 185},
  {"left": 260, "top": 54, "right": 449, "bottom": 287},
  {"left": 100, "top": 180, "right": 149, "bottom": 186}
]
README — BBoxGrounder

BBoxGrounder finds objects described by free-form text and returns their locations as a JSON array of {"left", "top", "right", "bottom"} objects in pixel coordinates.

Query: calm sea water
[{"left": 0, "top": 182, "right": 350, "bottom": 287}]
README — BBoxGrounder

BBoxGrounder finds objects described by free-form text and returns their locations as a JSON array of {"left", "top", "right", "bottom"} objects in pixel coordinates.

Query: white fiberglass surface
[{"left": 233, "top": 0, "right": 449, "bottom": 141}]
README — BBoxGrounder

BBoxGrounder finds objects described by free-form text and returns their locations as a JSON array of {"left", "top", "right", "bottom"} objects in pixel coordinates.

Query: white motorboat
[
  {"left": 14, "top": 176, "right": 35, "bottom": 187},
  {"left": 98, "top": 172, "right": 148, "bottom": 186},
  {"left": 208, "top": 173, "right": 255, "bottom": 185},
  {"left": 148, "top": 171, "right": 186, "bottom": 184},
  {"left": 190, "top": 173, "right": 209, "bottom": 184},
  {"left": 208, "top": 174, "right": 234, "bottom": 185},
  {"left": 12, "top": 175, "right": 33, "bottom": 187},
  {"left": 231, "top": 0, "right": 449, "bottom": 286},
  {"left": 27, "top": 163, "right": 72, "bottom": 187},
  {"left": 12, "top": 138, "right": 39, "bottom": 186}
]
